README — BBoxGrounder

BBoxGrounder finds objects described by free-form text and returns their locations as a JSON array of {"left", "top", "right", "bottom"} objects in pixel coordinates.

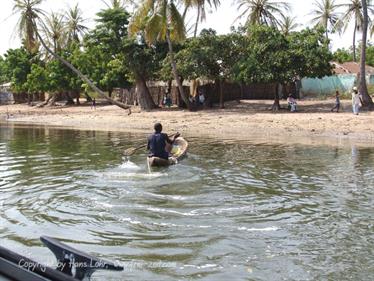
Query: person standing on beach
[
  {"left": 351, "top": 87, "right": 362, "bottom": 115},
  {"left": 91, "top": 98, "right": 96, "bottom": 110},
  {"left": 331, "top": 90, "right": 340, "bottom": 112}
]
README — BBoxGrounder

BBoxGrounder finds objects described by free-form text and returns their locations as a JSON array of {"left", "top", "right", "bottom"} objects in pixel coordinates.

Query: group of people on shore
[
  {"left": 288, "top": 87, "right": 364, "bottom": 115},
  {"left": 161, "top": 86, "right": 364, "bottom": 114},
  {"left": 162, "top": 89, "right": 206, "bottom": 108},
  {"left": 330, "top": 87, "right": 363, "bottom": 115}
]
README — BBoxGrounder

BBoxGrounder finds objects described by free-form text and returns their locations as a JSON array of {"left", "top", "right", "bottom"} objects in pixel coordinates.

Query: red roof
[{"left": 332, "top": 61, "right": 374, "bottom": 75}]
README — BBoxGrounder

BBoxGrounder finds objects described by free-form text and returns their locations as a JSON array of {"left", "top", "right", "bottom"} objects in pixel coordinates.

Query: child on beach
[
  {"left": 91, "top": 98, "right": 96, "bottom": 110},
  {"left": 287, "top": 94, "right": 297, "bottom": 112},
  {"left": 331, "top": 90, "right": 340, "bottom": 112}
]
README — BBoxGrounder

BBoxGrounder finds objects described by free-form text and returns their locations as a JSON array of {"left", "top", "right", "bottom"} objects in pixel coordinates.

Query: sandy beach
[{"left": 2, "top": 99, "right": 374, "bottom": 146}]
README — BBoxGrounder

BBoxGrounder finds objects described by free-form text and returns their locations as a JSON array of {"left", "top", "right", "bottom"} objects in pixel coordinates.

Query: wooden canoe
[{"left": 147, "top": 137, "right": 188, "bottom": 167}]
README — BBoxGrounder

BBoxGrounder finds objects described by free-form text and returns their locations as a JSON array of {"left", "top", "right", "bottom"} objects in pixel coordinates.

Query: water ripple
[{"left": 1, "top": 125, "right": 374, "bottom": 280}]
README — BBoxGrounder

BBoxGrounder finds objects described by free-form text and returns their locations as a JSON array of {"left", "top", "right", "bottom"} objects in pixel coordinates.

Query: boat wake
[{"left": 102, "top": 160, "right": 167, "bottom": 180}]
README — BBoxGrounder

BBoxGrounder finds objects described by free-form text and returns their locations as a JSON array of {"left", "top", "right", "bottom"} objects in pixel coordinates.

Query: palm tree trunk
[
  {"left": 65, "top": 91, "right": 75, "bottom": 105},
  {"left": 165, "top": 29, "right": 191, "bottom": 110},
  {"left": 194, "top": 7, "right": 201, "bottom": 38},
  {"left": 271, "top": 83, "right": 281, "bottom": 111},
  {"left": 76, "top": 92, "right": 80, "bottom": 105},
  {"left": 360, "top": 0, "right": 373, "bottom": 107},
  {"left": 219, "top": 79, "right": 224, "bottom": 109},
  {"left": 135, "top": 74, "right": 157, "bottom": 110},
  {"left": 353, "top": 19, "right": 357, "bottom": 62},
  {"left": 35, "top": 30, "right": 132, "bottom": 114}
]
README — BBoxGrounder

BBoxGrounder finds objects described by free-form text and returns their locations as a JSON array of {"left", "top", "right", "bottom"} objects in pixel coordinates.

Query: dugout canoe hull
[{"left": 147, "top": 137, "right": 188, "bottom": 167}]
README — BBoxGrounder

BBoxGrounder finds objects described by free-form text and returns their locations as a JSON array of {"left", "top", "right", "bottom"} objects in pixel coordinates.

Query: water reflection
[{"left": 1, "top": 123, "right": 374, "bottom": 280}]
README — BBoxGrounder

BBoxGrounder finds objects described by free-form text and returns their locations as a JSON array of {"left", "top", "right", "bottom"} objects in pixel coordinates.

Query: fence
[
  {"left": 300, "top": 74, "right": 366, "bottom": 97},
  {"left": 0, "top": 92, "right": 14, "bottom": 105},
  {"left": 146, "top": 81, "right": 282, "bottom": 107}
]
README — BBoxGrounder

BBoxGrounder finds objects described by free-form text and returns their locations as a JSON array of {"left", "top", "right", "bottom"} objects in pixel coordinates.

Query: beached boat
[
  {"left": 0, "top": 236, "right": 123, "bottom": 281},
  {"left": 147, "top": 137, "right": 188, "bottom": 167}
]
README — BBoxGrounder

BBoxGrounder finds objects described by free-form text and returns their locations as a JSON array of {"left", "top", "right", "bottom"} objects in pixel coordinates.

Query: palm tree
[
  {"left": 184, "top": 0, "right": 220, "bottom": 37},
  {"left": 235, "top": 0, "right": 290, "bottom": 28},
  {"left": 65, "top": 4, "right": 87, "bottom": 44},
  {"left": 310, "top": 0, "right": 340, "bottom": 40},
  {"left": 13, "top": 0, "right": 44, "bottom": 54},
  {"left": 12, "top": 0, "right": 131, "bottom": 111},
  {"left": 359, "top": 0, "right": 373, "bottom": 106},
  {"left": 129, "top": 0, "right": 191, "bottom": 109},
  {"left": 279, "top": 15, "right": 298, "bottom": 35},
  {"left": 102, "top": 0, "right": 124, "bottom": 8},
  {"left": 337, "top": 0, "right": 374, "bottom": 62},
  {"left": 43, "top": 12, "right": 66, "bottom": 53}
]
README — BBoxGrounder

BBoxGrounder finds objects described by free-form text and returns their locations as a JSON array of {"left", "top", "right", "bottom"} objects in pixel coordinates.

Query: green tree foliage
[
  {"left": 233, "top": 26, "right": 332, "bottom": 109},
  {"left": 173, "top": 29, "right": 221, "bottom": 81},
  {"left": 163, "top": 28, "right": 244, "bottom": 108},
  {"left": 3, "top": 48, "right": 34, "bottom": 93},
  {"left": 26, "top": 63, "right": 48, "bottom": 94},
  {"left": 232, "top": 26, "right": 332, "bottom": 85},
  {"left": 232, "top": 26, "right": 290, "bottom": 86},
  {"left": 129, "top": 0, "right": 191, "bottom": 109},
  {"left": 13, "top": 0, "right": 131, "bottom": 110},
  {"left": 333, "top": 48, "right": 354, "bottom": 63},
  {"left": 365, "top": 44, "right": 374, "bottom": 66},
  {"left": 174, "top": 29, "right": 244, "bottom": 81},
  {"left": 0, "top": 56, "right": 8, "bottom": 84},
  {"left": 122, "top": 38, "right": 169, "bottom": 109},
  {"left": 47, "top": 46, "right": 83, "bottom": 95},
  {"left": 83, "top": 6, "right": 131, "bottom": 96},
  {"left": 287, "top": 27, "right": 333, "bottom": 79}
]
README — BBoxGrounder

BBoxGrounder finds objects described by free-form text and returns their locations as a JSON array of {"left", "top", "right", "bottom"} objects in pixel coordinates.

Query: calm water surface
[{"left": 0, "top": 124, "right": 374, "bottom": 280}]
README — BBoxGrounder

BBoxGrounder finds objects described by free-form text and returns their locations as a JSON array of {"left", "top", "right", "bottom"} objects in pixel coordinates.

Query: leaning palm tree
[
  {"left": 184, "top": 0, "right": 220, "bottom": 37},
  {"left": 235, "top": 0, "right": 290, "bottom": 28},
  {"left": 13, "top": 0, "right": 44, "bottom": 54},
  {"left": 337, "top": 0, "right": 374, "bottom": 62},
  {"left": 65, "top": 4, "right": 87, "bottom": 44},
  {"left": 310, "top": 0, "right": 340, "bottom": 40},
  {"left": 12, "top": 0, "right": 131, "bottom": 111},
  {"left": 279, "top": 15, "right": 298, "bottom": 35},
  {"left": 129, "top": 0, "right": 191, "bottom": 109}
]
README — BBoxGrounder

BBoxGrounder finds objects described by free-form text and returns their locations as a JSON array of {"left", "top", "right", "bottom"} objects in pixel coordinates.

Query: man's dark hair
[{"left": 154, "top": 123, "right": 162, "bottom": 133}]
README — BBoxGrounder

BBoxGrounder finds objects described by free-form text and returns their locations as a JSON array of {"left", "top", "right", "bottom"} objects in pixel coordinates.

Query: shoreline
[{"left": 1, "top": 100, "right": 374, "bottom": 147}]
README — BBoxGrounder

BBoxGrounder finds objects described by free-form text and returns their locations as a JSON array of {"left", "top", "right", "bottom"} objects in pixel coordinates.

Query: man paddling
[{"left": 147, "top": 123, "right": 180, "bottom": 160}]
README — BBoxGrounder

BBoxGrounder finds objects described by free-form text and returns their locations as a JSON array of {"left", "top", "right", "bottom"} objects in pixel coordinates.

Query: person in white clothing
[
  {"left": 287, "top": 94, "right": 297, "bottom": 112},
  {"left": 351, "top": 87, "right": 362, "bottom": 115}
]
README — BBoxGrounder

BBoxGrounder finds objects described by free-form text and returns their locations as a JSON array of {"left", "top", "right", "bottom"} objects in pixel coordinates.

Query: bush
[{"left": 368, "top": 84, "right": 374, "bottom": 96}]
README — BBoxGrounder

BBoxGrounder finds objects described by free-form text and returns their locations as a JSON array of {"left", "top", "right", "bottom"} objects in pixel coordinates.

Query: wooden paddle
[
  {"left": 123, "top": 133, "right": 177, "bottom": 157},
  {"left": 123, "top": 144, "right": 147, "bottom": 157}
]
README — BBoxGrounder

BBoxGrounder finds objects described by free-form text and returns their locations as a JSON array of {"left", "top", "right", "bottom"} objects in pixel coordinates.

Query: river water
[{"left": 0, "top": 124, "right": 374, "bottom": 280}]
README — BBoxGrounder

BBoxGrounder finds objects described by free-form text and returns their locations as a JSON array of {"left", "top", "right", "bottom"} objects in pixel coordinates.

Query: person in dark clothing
[
  {"left": 147, "top": 123, "right": 180, "bottom": 160},
  {"left": 331, "top": 90, "right": 340, "bottom": 112}
]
